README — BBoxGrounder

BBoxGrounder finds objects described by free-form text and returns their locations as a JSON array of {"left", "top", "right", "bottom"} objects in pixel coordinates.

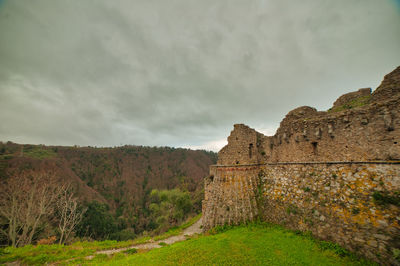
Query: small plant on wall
[
  {"left": 372, "top": 191, "right": 400, "bottom": 207},
  {"left": 286, "top": 204, "right": 299, "bottom": 215}
]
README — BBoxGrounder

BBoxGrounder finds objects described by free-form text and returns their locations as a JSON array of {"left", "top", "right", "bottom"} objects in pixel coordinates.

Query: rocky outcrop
[{"left": 372, "top": 66, "right": 400, "bottom": 102}]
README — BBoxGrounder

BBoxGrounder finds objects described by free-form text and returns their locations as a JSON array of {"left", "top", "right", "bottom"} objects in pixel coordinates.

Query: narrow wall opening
[{"left": 312, "top": 142, "right": 318, "bottom": 155}]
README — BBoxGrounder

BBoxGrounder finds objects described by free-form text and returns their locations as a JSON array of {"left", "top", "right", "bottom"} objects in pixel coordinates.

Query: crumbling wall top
[
  {"left": 332, "top": 88, "right": 371, "bottom": 110},
  {"left": 217, "top": 66, "right": 400, "bottom": 164},
  {"left": 372, "top": 66, "right": 400, "bottom": 102}
]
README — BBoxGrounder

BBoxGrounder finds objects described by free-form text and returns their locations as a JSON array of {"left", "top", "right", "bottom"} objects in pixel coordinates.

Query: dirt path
[{"left": 95, "top": 217, "right": 202, "bottom": 256}]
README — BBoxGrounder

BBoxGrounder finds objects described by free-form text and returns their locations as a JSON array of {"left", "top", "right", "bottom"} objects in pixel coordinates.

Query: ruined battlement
[
  {"left": 203, "top": 66, "right": 400, "bottom": 265},
  {"left": 218, "top": 66, "right": 400, "bottom": 164}
]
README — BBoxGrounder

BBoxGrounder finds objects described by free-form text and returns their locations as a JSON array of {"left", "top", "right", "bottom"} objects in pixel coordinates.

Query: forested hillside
[{"left": 0, "top": 142, "right": 216, "bottom": 244}]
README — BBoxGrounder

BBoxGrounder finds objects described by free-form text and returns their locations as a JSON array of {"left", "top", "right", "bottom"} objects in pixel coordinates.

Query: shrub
[
  {"left": 76, "top": 202, "right": 117, "bottom": 240},
  {"left": 110, "top": 228, "right": 136, "bottom": 241},
  {"left": 392, "top": 248, "right": 400, "bottom": 263},
  {"left": 148, "top": 189, "right": 194, "bottom": 233},
  {"left": 37, "top": 236, "right": 57, "bottom": 245}
]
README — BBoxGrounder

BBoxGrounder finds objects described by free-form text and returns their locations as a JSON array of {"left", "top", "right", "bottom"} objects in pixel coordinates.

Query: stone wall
[
  {"left": 217, "top": 124, "right": 265, "bottom": 165},
  {"left": 203, "top": 162, "right": 400, "bottom": 264},
  {"left": 203, "top": 67, "right": 400, "bottom": 264},
  {"left": 217, "top": 66, "right": 400, "bottom": 164},
  {"left": 267, "top": 95, "right": 400, "bottom": 162},
  {"left": 202, "top": 165, "right": 260, "bottom": 229}
]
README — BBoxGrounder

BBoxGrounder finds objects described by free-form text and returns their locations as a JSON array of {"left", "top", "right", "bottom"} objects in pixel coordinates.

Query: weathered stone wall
[
  {"left": 217, "top": 124, "right": 265, "bottom": 165},
  {"left": 261, "top": 162, "right": 400, "bottom": 264},
  {"left": 203, "top": 162, "right": 400, "bottom": 264},
  {"left": 266, "top": 95, "right": 400, "bottom": 162},
  {"left": 217, "top": 66, "right": 400, "bottom": 164},
  {"left": 203, "top": 67, "right": 400, "bottom": 264},
  {"left": 202, "top": 165, "right": 260, "bottom": 229}
]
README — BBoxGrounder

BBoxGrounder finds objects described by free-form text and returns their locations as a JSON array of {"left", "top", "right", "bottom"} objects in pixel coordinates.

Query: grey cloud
[{"left": 0, "top": 0, "right": 399, "bottom": 150}]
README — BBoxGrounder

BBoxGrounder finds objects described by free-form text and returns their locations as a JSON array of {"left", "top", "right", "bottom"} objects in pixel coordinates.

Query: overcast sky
[{"left": 0, "top": 0, "right": 399, "bottom": 151}]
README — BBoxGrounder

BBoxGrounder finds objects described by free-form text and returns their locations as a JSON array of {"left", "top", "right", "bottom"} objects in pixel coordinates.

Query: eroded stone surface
[{"left": 217, "top": 67, "right": 400, "bottom": 164}]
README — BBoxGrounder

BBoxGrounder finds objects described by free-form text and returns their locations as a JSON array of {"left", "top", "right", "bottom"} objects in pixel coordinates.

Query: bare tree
[
  {"left": 56, "top": 185, "right": 86, "bottom": 244},
  {"left": 0, "top": 170, "right": 63, "bottom": 247},
  {"left": 0, "top": 176, "right": 23, "bottom": 247}
]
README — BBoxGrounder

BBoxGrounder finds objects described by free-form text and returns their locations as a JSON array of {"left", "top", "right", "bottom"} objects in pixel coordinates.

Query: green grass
[
  {"left": 0, "top": 239, "right": 140, "bottom": 265},
  {"left": 0, "top": 220, "right": 375, "bottom": 265},
  {"left": 328, "top": 95, "right": 371, "bottom": 113},
  {"left": 81, "top": 223, "right": 375, "bottom": 266},
  {"left": 0, "top": 215, "right": 201, "bottom": 265}
]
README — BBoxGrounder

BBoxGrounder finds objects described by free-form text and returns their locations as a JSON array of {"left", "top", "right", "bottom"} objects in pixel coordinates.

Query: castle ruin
[{"left": 202, "top": 66, "right": 400, "bottom": 264}]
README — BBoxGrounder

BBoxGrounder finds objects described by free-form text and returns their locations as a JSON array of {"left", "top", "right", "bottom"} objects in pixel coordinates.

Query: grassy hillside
[
  {"left": 0, "top": 222, "right": 375, "bottom": 265},
  {"left": 90, "top": 224, "right": 374, "bottom": 266},
  {"left": 0, "top": 142, "right": 216, "bottom": 242}
]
